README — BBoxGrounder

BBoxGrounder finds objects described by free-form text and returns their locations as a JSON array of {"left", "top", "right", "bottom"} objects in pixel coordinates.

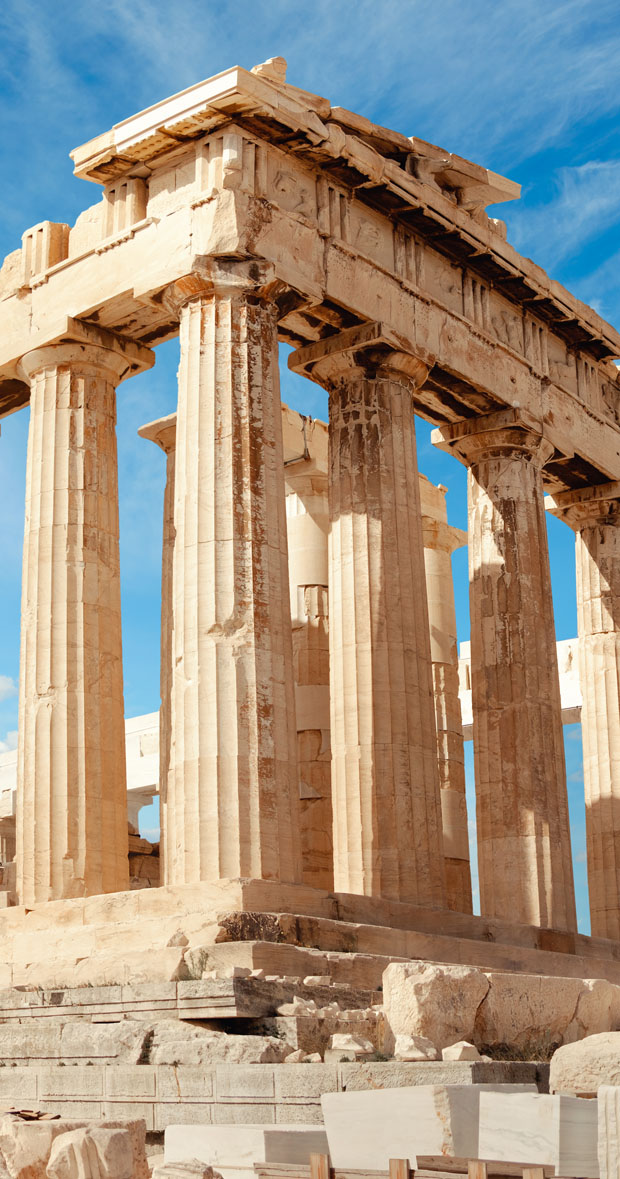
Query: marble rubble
[
  {"left": 1, "top": 49, "right": 620, "bottom": 1135},
  {"left": 0, "top": 1115, "right": 148, "bottom": 1179}
]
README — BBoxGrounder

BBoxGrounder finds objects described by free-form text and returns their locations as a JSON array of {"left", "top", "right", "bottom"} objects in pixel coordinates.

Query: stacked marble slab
[{"left": 318, "top": 1084, "right": 600, "bottom": 1177}]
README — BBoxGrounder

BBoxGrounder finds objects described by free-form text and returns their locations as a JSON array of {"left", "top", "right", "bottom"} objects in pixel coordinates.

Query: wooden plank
[
  {"left": 310, "top": 1155, "right": 331, "bottom": 1179},
  {"left": 468, "top": 1164, "right": 488, "bottom": 1179},
  {"left": 389, "top": 1161, "right": 410, "bottom": 1179}
]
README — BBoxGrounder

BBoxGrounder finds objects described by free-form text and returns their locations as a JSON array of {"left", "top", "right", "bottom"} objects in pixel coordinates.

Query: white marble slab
[
  {"left": 599, "top": 1085, "right": 620, "bottom": 1179},
  {"left": 165, "top": 1125, "right": 328, "bottom": 1179},
  {"left": 478, "top": 1091, "right": 599, "bottom": 1178},
  {"left": 321, "top": 1083, "right": 536, "bottom": 1171}
]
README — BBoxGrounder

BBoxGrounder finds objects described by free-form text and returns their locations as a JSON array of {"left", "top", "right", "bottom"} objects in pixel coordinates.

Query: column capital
[
  {"left": 161, "top": 258, "right": 281, "bottom": 318},
  {"left": 17, "top": 319, "right": 154, "bottom": 385},
  {"left": 546, "top": 480, "right": 620, "bottom": 530},
  {"left": 138, "top": 412, "right": 177, "bottom": 455},
  {"left": 288, "top": 321, "right": 429, "bottom": 391},
  {"left": 432, "top": 406, "right": 555, "bottom": 468}
]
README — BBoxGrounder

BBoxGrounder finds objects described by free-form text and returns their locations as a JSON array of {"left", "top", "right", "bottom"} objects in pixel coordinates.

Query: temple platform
[{"left": 0, "top": 880, "right": 618, "bottom": 991}]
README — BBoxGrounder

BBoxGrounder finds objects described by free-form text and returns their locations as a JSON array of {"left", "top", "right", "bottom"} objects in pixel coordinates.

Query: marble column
[
  {"left": 283, "top": 408, "right": 332, "bottom": 891},
  {"left": 163, "top": 261, "right": 302, "bottom": 886},
  {"left": 547, "top": 481, "right": 620, "bottom": 940},
  {"left": 293, "top": 341, "right": 446, "bottom": 907},
  {"left": 420, "top": 480, "right": 473, "bottom": 913},
  {"left": 16, "top": 332, "right": 153, "bottom": 905},
  {"left": 137, "top": 413, "right": 176, "bottom": 879},
  {"left": 434, "top": 410, "right": 576, "bottom": 931}
]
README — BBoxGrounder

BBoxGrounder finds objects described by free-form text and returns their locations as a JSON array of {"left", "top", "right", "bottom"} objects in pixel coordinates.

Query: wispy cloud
[
  {"left": 0, "top": 730, "right": 17, "bottom": 754},
  {"left": 506, "top": 160, "right": 620, "bottom": 273},
  {"left": 0, "top": 677, "right": 17, "bottom": 704}
]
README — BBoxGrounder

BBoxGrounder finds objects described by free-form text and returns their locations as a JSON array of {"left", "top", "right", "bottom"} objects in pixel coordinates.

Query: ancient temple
[{"left": 1, "top": 56, "right": 620, "bottom": 992}]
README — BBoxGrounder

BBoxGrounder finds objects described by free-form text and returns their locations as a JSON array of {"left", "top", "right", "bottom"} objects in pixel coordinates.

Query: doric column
[
  {"left": 434, "top": 409, "right": 576, "bottom": 931},
  {"left": 16, "top": 329, "right": 153, "bottom": 905},
  {"left": 137, "top": 413, "right": 176, "bottom": 880},
  {"left": 282, "top": 407, "right": 332, "bottom": 890},
  {"left": 163, "top": 261, "right": 302, "bottom": 886},
  {"left": 290, "top": 334, "right": 446, "bottom": 907},
  {"left": 420, "top": 480, "right": 473, "bottom": 913},
  {"left": 547, "top": 481, "right": 620, "bottom": 939}
]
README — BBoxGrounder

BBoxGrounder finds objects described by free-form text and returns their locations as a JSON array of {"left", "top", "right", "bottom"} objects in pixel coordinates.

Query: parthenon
[{"left": 1, "top": 54, "right": 620, "bottom": 996}]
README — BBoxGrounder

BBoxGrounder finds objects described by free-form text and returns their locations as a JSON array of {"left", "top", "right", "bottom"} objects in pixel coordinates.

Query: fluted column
[
  {"left": 291, "top": 338, "right": 446, "bottom": 906},
  {"left": 547, "top": 481, "right": 620, "bottom": 939},
  {"left": 16, "top": 332, "right": 153, "bottom": 904},
  {"left": 137, "top": 413, "right": 176, "bottom": 879},
  {"left": 420, "top": 483, "right": 473, "bottom": 913},
  {"left": 164, "top": 261, "right": 302, "bottom": 886},
  {"left": 434, "top": 409, "right": 576, "bottom": 931},
  {"left": 283, "top": 408, "right": 332, "bottom": 890}
]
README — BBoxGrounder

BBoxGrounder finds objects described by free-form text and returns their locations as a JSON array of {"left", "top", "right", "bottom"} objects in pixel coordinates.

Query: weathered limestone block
[
  {"left": 0, "top": 1020, "right": 151, "bottom": 1065},
  {"left": 0, "top": 1117, "right": 148, "bottom": 1179},
  {"left": 599, "top": 1085, "right": 620, "bottom": 1179},
  {"left": 149, "top": 1022, "right": 293, "bottom": 1066},
  {"left": 393, "top": 1034, "right": 439, "bottom": 1061},
  {"left": 442, "top": 1041, "right": 481, "bottom": 1061},
  {"left": 324, "top": 1033, "right": 374, "bottom": 1062},
  {"left": 475, "top": 973, "right": 583, "bottom": 1053},
  {"left": 382, "top": 961, "right": 489, "bottom": 1051},
  {"left": 291, "top": 339, "right": 446, "bottom": 906},
  {"left": 550, "top": 1032, "right": 620, "bottom": 1096},
  {"left": 434, "top": 411, "right": 576, "bottom": 931},
  {"left": 16, "top": 334, "right": 152, "bottom": 904},
  {"left": 547, "top": 484, "right": 620, "bottom": 941},
  {"left": 46, "top": 1127, "right": 133, "bottom": 1179},
  {"left": 163, "top": 261, "right": 301, "bottom": 887}
]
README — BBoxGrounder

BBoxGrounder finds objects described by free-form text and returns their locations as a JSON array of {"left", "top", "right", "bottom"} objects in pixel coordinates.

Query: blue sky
[{"left": 1, "top": 0, "right": 618, "bottom": 929}]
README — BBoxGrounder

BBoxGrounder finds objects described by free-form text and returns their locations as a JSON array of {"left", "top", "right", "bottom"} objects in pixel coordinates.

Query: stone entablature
[{"left": 2, "top": 56, "right": 620, "bottom": 952}]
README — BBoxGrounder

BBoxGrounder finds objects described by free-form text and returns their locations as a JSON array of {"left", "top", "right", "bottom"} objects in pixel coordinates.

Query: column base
[{"left": 0, "top": 878, "right": 619, "bottom": 990}]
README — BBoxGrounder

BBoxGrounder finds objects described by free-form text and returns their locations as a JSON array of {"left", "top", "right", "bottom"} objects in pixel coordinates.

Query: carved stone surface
[
  {"left": 15, "top": 337, "right": 150, "bottom": 905},
  {"left": 547, "top": 484, "right": 620, "bottom": 940},
  {"left": 163, "top": 261, "right": 302, "bottom": 886},
  {"left": 294, "top": 343, "right": 445, "bottom": 906},
  {"left": 435, "top": 412, "right": 576, "bottom": 931}
]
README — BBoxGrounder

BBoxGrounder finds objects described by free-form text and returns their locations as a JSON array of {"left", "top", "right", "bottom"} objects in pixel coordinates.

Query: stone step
[
  {"left": 0, "top": 977, "right": 378, "bottom": 1025},
  {"left": 209, "top": 913, "right": 620, "bottom": 986}
]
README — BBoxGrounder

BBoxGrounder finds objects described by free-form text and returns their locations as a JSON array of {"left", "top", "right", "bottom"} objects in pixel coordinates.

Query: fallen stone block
[
  {"left": 550, "top": 1032, "right": 620, "bottom": 1096},
  {"left": 474, "top": 972, "right": 620, "bottom": 1053},
  {"left": 149, "top": 1022, "right": 292, "bottom": 1066},
  {"left": 324, "top": 1033, "right": 374, "bottom": 1062},
  {"left": 0, "top": 1116, "right": 148, "bottom": 1179},
  {"left": 382, "top": 962, "right": 489, "bottom": 1051},
  {"left": 393, "top": 1034, "right": 438, "bottom": 1061},
  {"left": 46, "top": 1127, "right": 133, "bottom": 1179},
  {"left": 442, "top": 1041, "right": 481, "bottom": 1061}
]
